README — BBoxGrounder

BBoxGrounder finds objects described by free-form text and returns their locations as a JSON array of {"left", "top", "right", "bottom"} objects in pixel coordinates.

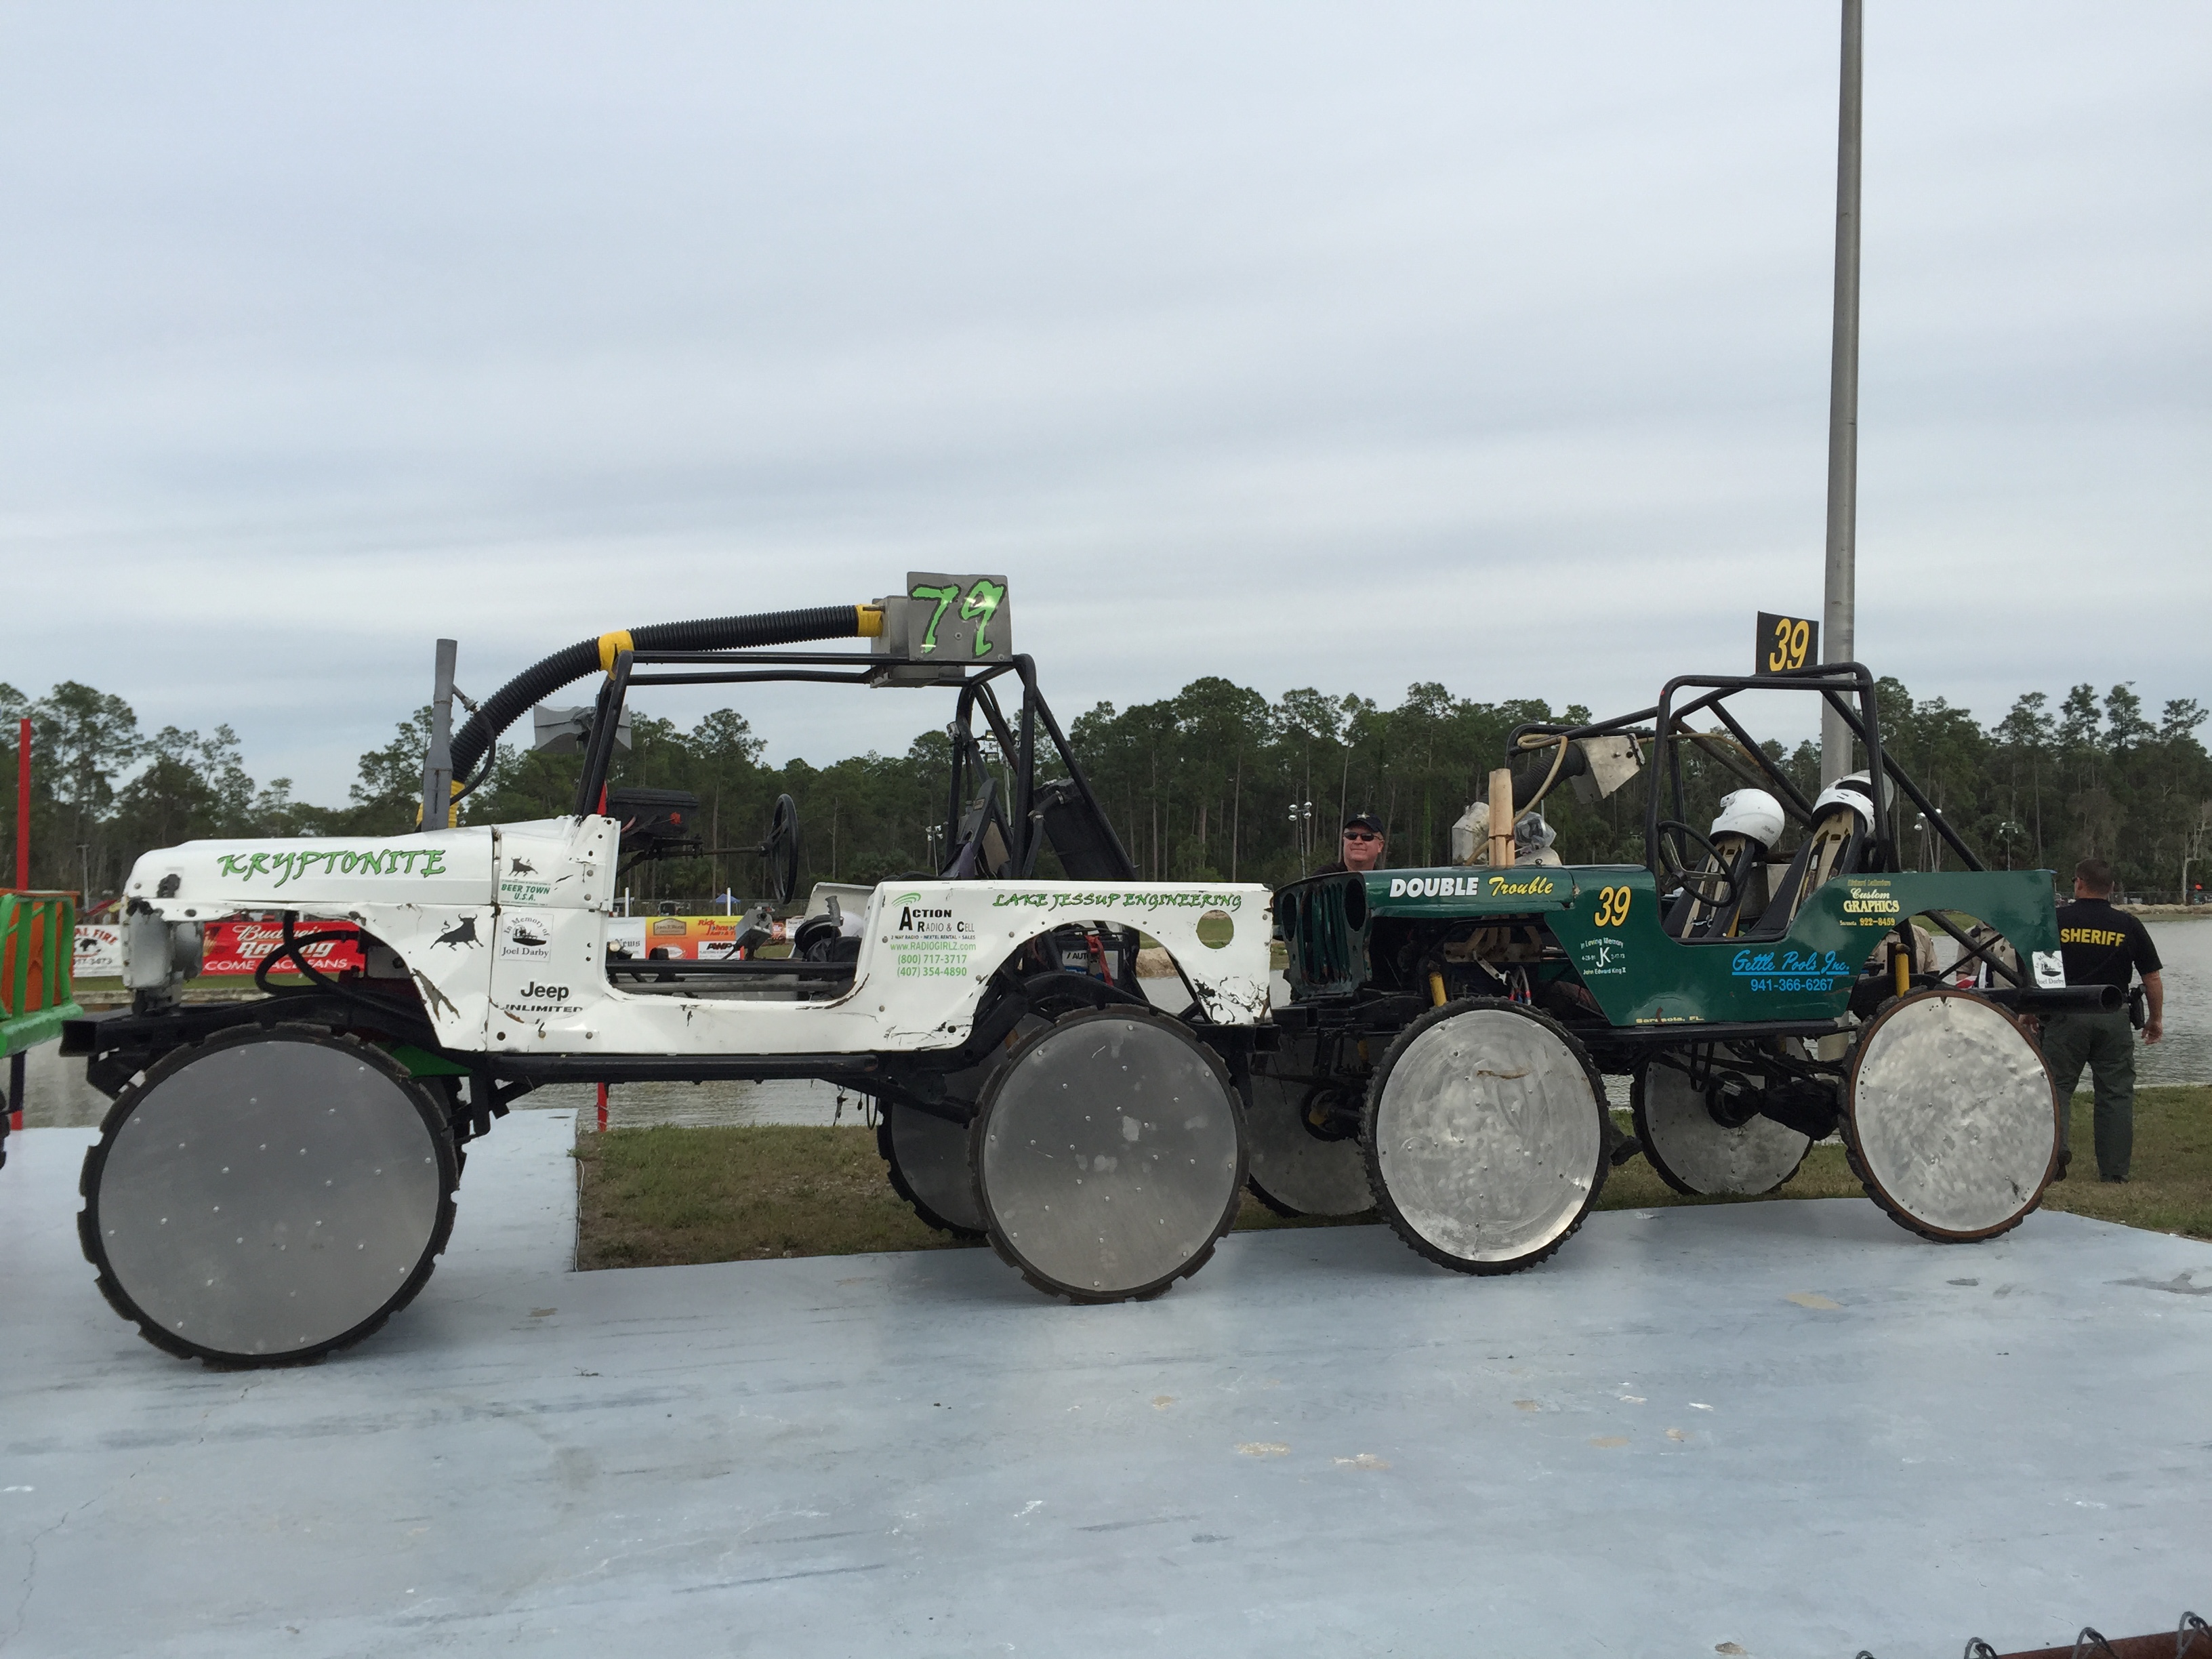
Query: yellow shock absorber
[
  {"left": 1428, "top": 970, "right": 1448, "bottom": 1007},
  {"left": 1893, "top": 941, "right": 1912, "bottom": 998}
]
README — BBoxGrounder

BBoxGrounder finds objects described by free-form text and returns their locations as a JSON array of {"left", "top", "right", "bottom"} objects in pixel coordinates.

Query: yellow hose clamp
[
  {"left": 857, "top": 604, "right": 885, "bottom": 638},
  {"left": 598, "top": 630, "right": 636, "bottom": 676}
]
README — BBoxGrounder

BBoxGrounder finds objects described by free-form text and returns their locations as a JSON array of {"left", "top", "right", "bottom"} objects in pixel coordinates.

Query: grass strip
[{"left": 574, "top": 1084, "right": 2210, "bottom": 1271}]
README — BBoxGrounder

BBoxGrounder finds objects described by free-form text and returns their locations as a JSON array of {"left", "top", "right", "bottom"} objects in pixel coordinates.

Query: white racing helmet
[
  {"left": 1709, "top": 787, "right": 1786, "bottom": 851},
  {"left": 1809, "top": 770, "right": 1877, "bottom": 826}
]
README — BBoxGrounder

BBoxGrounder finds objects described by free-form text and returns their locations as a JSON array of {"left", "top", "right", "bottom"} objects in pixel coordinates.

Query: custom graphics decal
[
  {"left": 1730, "top": 947, "right": 1850, "bottom": 992},
  {"left": 1841, "top": 880, "right": 1901, "bottom": 926},
  {"left": 216, "top": 847, "right": 449, "bottom": 887},
  {"left": 890, "top": 893, "right": 978, "bottom": 979},
  {"left": 499, "top": 916, "right": 552, "bottom": 962}
]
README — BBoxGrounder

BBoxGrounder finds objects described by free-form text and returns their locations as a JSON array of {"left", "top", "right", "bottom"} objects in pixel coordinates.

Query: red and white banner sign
[{"left": 199, "top": 919, "right": 365, "bottom": 977}]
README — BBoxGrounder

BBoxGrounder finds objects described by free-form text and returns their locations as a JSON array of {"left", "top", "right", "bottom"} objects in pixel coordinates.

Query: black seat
[{"left": 1740, "top": 809, "right": 1868, "bottom": 941}]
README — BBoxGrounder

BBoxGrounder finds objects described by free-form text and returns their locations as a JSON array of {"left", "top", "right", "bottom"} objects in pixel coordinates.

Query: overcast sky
[{"left": 3, "top": 3, "right": 2206, "bottom": 800}]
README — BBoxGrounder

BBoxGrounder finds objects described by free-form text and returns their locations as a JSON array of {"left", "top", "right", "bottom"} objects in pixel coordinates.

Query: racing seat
[
  {"left": 1740, "top": 805, "right": 1868, "bottom": 940},
  {"left": 942, "top": 776, "right": 1014, "bottom": 880},
  {"left": 1664, "top": 834, "right": 1769, "bottom": 941}
]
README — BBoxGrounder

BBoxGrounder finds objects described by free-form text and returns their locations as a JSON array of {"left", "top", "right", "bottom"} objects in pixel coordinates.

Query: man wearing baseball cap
[{"left": 1313, "top": 811, "right": 1387, "bottom": 876}]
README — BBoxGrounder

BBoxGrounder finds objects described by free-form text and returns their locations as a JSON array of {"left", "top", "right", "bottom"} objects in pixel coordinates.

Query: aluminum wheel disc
[
  {"left": 880, "top": 1100, "right": 987, "bottom": 1237},
  {"left": 1634, "top": 1059, "right": 1810, "bottom": 1197},
  {"left": 975, "top": 1009, "right": 1244, "bottom": 1301},
  {"left": 1246, "top": 1050, "right": 1371, "bottom": 1218},
  {"left": 1366, "top": 1002, "right": 1605, "bottom": 1273},
  {"left": 1847, "top": 988, "right": 2057, "bottom": 1240},
  {"left": 80, "top": 1027, "right": 455, "bottom": 1364}
]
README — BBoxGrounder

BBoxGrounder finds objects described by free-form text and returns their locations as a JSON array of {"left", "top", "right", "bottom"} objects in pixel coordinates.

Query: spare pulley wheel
[
  {"left": 972, "top": 1008, "right": 1246, "bottom": 1303},
  {"left": 1633, "top": 1056, "right": 1811, "bottom": 1197},
  {"left": 1244, "top": 1037, "right": 1372, "bottom": 1219},
  {"left": 1844, "top": 987, "right": 2057, "bottom": 1242},
  {"left": 78, "top": 1023, "right": 458, "bottom": 1366},
  {"left": 1364, "top": 999, "right": 1607, "bottom": 1275}
]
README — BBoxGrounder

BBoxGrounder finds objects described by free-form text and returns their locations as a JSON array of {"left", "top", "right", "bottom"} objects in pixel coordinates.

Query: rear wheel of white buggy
[
  {"left": 972, "top": 1008, "right": 1245, "bottom": 1302},
  {"left": 78, "top": 1023, "right": 457, "bottom": 1366},
  {"left": 1633, "top": 1055, "right": 1811, "bottom": 1197},
  {"left": 1844, "top": 987, "right": 2057, "bottom": 1242},
  {"left": 1364, "top": 1000, "right": 1607, "bottom": 1275},
  {"left": 1244, "top": 1036, "right": 1372, "bottom": 1218},
  {"left": 878, "top": 1101, "right": 987, "bottom": 1238}
]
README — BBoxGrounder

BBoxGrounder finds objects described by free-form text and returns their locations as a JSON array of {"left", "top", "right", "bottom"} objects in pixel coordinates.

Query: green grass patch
[{"left": 573, "top": 1085, "right": 2211, "bottom": 1271}]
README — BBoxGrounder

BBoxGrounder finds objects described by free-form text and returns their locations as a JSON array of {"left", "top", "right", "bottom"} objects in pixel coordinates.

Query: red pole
[
  {"left": 13, "top": 717, "right": 28, "bottom": 891},
  {"left": 596, "top": 1080, "right": 609, "bottom": 1134}
]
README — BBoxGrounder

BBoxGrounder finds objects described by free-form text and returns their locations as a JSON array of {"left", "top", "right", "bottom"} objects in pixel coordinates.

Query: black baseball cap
[{"left": 1343, "top": 812, "right": 1384, "bottom": 836}]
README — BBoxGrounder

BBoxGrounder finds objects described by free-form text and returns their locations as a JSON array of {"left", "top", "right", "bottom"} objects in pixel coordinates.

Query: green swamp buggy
[{"left": 1261, "top": 663, "right": 2114, "bottom": 1275}]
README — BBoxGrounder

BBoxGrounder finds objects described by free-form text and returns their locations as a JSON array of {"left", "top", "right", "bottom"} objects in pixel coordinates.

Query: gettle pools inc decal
[{"left": 1731, "top": 947, "right": 1850, "bottom": 993}]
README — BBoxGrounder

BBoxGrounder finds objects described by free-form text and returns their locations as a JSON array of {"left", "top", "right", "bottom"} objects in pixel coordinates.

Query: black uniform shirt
[{"left": 2054, "top": 897, "right": 2161, "bottom": 991}]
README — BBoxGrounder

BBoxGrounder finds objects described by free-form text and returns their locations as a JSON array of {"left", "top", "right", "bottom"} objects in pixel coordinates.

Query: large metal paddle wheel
[
  {"left": 1242, "top": 1031, "right": 1373, "bottom": 1219},
  {"left": 1843, "top": 986, "right": 2060, "bottom": 1240},
  {"left": 1631, "top": 1046, "right": 1814, "bottom": 1197},
  {"left": 972, "top": 1004, "right": 1247, "bottom": 1300},
  {"left": 1363, "top": 1000, "right": 1609, "bottom": 1274},
  {"left": 79, "top": 1025, "right": 457, "bottom": 1366}
]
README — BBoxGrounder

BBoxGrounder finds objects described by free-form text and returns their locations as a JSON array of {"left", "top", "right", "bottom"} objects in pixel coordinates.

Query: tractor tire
[
  {"left": 971, "top": 1006, "right": 1246, "bottom": 1303},
  {"left": 79, "top": 1023, "right": 458, "bottom": 1366},
  {"left": 1363, "top": 998, "right": 1608, "bottom": 1275}
]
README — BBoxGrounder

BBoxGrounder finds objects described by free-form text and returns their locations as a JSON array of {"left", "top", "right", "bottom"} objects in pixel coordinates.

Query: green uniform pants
[{"left": 2039, "top": 1006, "right": 2136, "bottom": 1181}]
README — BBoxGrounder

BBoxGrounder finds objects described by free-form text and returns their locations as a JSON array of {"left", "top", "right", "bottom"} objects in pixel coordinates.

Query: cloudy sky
[{"left": 3, "top": 3, "right": 2206, "bottom": 800}]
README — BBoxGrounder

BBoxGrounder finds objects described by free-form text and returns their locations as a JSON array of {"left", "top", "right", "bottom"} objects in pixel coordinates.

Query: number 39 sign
[{"left": 1755, "top": 611, "right": 1819, "bottom": 675}]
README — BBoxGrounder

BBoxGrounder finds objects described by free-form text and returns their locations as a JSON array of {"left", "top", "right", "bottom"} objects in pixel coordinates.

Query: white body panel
[{"left": 124, "top": 818, "right": 1271, "bottom": 1057}]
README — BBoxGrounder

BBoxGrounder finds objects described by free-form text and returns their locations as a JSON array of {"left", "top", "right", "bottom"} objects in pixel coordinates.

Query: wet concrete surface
[{"left": 2, "top": 1112, "right": 2206, "bottom": 1658}]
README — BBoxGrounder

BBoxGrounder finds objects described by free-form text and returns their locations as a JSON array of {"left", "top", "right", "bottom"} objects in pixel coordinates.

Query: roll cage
[
  {"left": 570, "top": 645, "right": 1136, "bottom": 886},
  {"left": 1506, "top": 661, "right": 1986, "bottom": 880}
]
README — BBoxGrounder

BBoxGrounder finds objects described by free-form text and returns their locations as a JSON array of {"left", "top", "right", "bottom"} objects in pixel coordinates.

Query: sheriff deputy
[{"left": 2042, "top": 857, "right": 2165, "bottom": 1183}]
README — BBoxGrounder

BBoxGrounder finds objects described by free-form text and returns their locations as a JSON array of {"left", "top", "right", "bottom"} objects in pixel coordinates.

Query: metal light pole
[{"left": 1820, "top": 0, "right": 1864, "bottom": 785}]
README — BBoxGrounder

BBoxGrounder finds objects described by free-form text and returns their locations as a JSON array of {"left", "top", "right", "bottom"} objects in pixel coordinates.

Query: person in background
[
  {"left": 1313, "top": 811, "right": 1386, "bottom": 876},
  {"left": 2041, "top": 857, "right": 2164, "bottom": 1183}
]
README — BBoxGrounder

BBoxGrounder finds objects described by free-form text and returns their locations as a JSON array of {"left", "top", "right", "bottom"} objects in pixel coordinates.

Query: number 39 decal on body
[{"left": 1591, "top": 885, "right": 1633, "bottom": 928}]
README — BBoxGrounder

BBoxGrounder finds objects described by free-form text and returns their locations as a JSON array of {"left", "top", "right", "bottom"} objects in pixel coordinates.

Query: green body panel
[
  {"left": 388, "top": 1042, "right": 473, "bottom": 1078},
  {"left": 1283, "top": 863, "right": 2062, "bottom": 1027},
  {"left": 1543, "top": 866, "right": 2060, "bottom": 1026}
]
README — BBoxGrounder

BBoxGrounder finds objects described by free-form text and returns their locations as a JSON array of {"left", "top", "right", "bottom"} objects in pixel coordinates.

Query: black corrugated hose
[{"left": 447, "top": 604, "right": 863, "bottom": 787}]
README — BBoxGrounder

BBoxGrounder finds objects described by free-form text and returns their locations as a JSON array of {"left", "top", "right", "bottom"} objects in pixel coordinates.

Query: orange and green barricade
[{"left": 3, "top": 890, "right": 81, "bottom": 1058}]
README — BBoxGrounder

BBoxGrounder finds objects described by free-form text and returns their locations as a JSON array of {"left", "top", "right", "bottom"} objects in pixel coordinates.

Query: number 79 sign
[{"left": 1755, "top": 611, "right": 1818, "bottom": 675}]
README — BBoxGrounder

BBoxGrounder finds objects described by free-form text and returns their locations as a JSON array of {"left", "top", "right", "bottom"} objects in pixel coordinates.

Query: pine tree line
[{"left": 5, "top": 674, "right": 2207, "bottom": 906}]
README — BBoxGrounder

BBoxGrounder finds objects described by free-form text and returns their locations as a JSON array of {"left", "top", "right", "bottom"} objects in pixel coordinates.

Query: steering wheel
[
  {"left": 764, "top": 794, "right": 801, "bottom": 907},
  {"left": 1656, "top": 819, "right": 1734, "bottom": 903}
]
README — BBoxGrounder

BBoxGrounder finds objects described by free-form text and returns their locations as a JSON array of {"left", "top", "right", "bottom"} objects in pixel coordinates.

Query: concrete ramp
[{"left": 3, "top": 1115, "right": 2207, "bottom": 1657}]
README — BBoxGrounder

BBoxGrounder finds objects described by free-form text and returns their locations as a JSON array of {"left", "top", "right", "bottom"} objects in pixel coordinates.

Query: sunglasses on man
[{"left": 1343, "top": 829, "right": 1380, "bottom": 842}]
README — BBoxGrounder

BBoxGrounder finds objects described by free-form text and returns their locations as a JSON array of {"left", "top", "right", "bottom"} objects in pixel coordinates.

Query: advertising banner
[
  {"left": 75, "top": 924, "right": 125, "bottom": 979},
  {"left": 609, "top": 915, "right": 750, "bottom": 962},
  {"left": 199, "top": 918, "right": 366, "bottom": 977}
]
